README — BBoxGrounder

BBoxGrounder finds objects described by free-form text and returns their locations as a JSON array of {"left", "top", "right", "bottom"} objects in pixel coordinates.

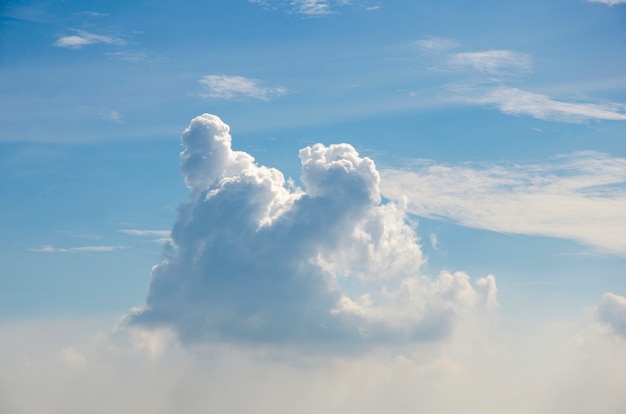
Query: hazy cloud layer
[
  {"left": 199, "top": 75, "right": 286, "bottom": 100},
  {"left": 126, "top": 114, "right": 495, "bottom": 346},
  {"left": 3, "top": 312, "right": 626, "bottom": 414},
  {"left": 381, "top": 151, "right": 626, "bottom": 255}
]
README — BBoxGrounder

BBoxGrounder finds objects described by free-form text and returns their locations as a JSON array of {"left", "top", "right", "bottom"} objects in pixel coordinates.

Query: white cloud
[
  {"left": 99, "top": 109, "right": 123, "bottom": 123},
  {"left": 447, "top": 50, "right": 532, "bottom": 76},
  {"left": 121, "top": 229, "right": 172, "bottom": 244},
  {"left": 595, "top": 292, "right": 626, "bottom": 338},
  {"left": 121, "top": 229, "right": 171, "bottom": 237},
  {"left": 587, "top": 0, "right": 626, "bottom": 4},
  {"left": 199, "top": 75, "right": 286, "bottom": 100},
  {"left": 381, "top": 151, "right": 626, "bottom": 255},
  {"left": 54, "top": 30, "right": 125, "bottom": 49},
  {"left": 105, "top": 51, "right": 170, "bottom": 64},
  {"left": 429, "top": 232, "right": 438, "bottom": 250},
  {"left": 414, "top": 37, "right": 459, "bottom": 53},
  {"left": 413, "top": 39, "right": 626, "bottom": 123},
  {"left": 294, "top": 0, "right": 332, "bottom": 15},
  {"left": 60, "top": 346, "right": 87, "bottom": 367},
  {"left": 79, "top": 11, "right": 109, "bottom": 17},
  {"left": 31, "top": 245, "right": 127, "bottom": 253},
  {"left": 463, "top": 86, "right": 626, "bottom": 122},
  {"left": 249, "top": 0, "right": 354, "bottom": 16},
  {"left": 3, "top": 312, "right": 626, "bottom": 414},
  {"left": 125, "top": 114, "right": 494, "bottom": 346}
]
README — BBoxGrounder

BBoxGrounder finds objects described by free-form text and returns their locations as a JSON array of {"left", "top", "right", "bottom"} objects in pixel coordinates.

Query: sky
[{"left": 1, "top": 0, "right": 626, "bottom": 413}]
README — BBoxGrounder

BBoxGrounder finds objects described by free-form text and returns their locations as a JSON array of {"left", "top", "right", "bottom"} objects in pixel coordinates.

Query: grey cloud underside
[
  {"left": 596, "top": 293, "right": 626, "bottom": 338},
  {"left": 127, "top": 114, "right": 495, "bottom": 346}
]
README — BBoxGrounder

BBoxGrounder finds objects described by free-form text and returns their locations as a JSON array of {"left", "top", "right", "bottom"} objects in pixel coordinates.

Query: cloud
[
  {"left": 121, "top": 229, "right": 172, "bottom": 244},
  {"left": 4, "top": 311, "right": 626, "bottom": 414},
  {"left": 293, "top": 0, "right": 332, "bottom": 15},
  {"left": 462, "top": 86, "right": 626, "bottom": 122},
  {"left": 595, "top": 292, "right": 626, "bottom": 338},
  {"left": 199, "top": 75, "right": 286, "bottom": 100},
  {"left": 60, "top": 346, "right": 87, "bottom": 368},
  {"left": 249, "top": 0, "right": 353, "bottom": 16},
  {"left": 105, "top": 51, "right": 170, "bottom": 64},
  {"left": 54, "top": 30, "right": 125, "bottom": 49},
  {"left": 413, "top": 39, "right": 626, "bottom": 123},
  {"left": 121, "top": 229, "right": 171, "bottom": 237},
  {"left": 99, "top": 109, "right": 123, "bottom": 123},
  {"left": 381, "top": 151, "right": 626, "bottom": 255},
  {"left": 125, "top": 114, "right": 495, "bottom": 346},
  {"left": 414, "top": 37, "right": 459, "bottom": 53},
  {"left": 31, "top": 245, "right": 127, "bottom": 253},
  {"left": 587, "top": 0, "right": 626, "bottom": 4},
  {"left": 79, "top": 11, "right": 109, "bottom": 17},
  {"left": 447, "top": 50, "right": 532, "bottom": 76}
]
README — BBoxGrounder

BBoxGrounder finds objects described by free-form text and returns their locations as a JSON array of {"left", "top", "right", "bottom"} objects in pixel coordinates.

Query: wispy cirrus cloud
[
  {"left": 105, "top": 51, "right": 169, "bottom": 64},
  {"left": 199, "top": 75, "right": 286, "bottom": 100},
  {"left": 120, "top": 229, "right": 171, "bottom": 237},
  {"left": 413, "top": 37, "right": 626, "bottom": 123},
  {"left": 381, "top": 151, "right": 626, "bottom": 255},
  {"left": 293, "top": 0, "right": 332, "bottom": 15},
  {"left": 447, "top": 50, "right": 532, "bottom": 76},
  {"left": 54, "top": 29, "right": 125, "bottom": 49},
  {"left": 249, "top": 0, "right": 358, "bottom": 16},
  {"left": 456, "top": 86, "right": 626, "bottom": 122},
  {"left": 587, "top": 0, "right": 626, "bottom": 5},
  {"left": 414, "top": 37, "right": 459, "bottom": 53},
  {"left": 78, "top": 11, "right": 109, "bottom": 18},
  {"left": 121, "top": 229, "right": 171, "bottom": 244},
  {"left": 30, "top": 245, "right": 127, "bottom": 253}
]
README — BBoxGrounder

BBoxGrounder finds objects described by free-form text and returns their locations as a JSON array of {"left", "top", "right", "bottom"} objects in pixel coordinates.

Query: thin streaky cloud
[
  {"left": 413, "top": 40, "right": 626, "bottom": 123},
  {"left": 30, "top": 245, "right": 127, "bottom": 253},
  {"left": 435, "top": 83, "right": 626, "bottom": 123},
  {"left": 249, "top": 0, "right": 352, "bottom": 16},
  {"left": 587, "top": 0, "right": 626, "bottom": 4},
  {"left": 447, "top": 50, "right": 532, "bottom": 76},
  {"left": 99, "top": 109, "right": 123, "bottom": 123},
  {"left": 414, "top": 37, "right": 459, "bottom": 53},
  {"left": 294, "top": 0, "right": 331, "bottom": 15},
  {"left": 381, "top": 151, "right": 626, "bottom": 255},
  {"left": 455, "top": 86, "right": 626, "bottom": 122},
  {"left": 105, "top": 51, "right": 170, "bottom": 64},
  {"left": 79, "top": 11, "right": 109, "bottom": 17},
  {"left": 120, "top": 229, "right": 171, "bottom": 237},
  {"left": 199, "top": 75, "right": 286, "bottom": 100},
  {"left": 54, "top": 30, "right": 125, "bottom": 49}
]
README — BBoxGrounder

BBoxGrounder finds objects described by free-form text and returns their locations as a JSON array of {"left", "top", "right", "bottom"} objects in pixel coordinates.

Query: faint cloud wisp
[{"left": 199, "top": 75, "right": 286, "bottom": 100}]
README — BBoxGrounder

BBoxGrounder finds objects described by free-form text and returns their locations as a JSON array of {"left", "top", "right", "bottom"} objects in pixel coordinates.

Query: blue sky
[{"left": 1, "top": 0, "right": 626, "bottom": 413}]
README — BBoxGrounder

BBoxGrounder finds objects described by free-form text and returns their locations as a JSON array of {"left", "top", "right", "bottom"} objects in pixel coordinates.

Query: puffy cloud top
[
  {"left": 596, "top": 292, "right": 626, "bottom": 338},
  {"left": 126, "top": 114, "right": 496, "bottom": 347}
]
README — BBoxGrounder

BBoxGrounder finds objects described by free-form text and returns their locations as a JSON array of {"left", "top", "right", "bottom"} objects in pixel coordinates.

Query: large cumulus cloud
[{"left": 126, "top": 114, "right": 496, "bottom": 345}]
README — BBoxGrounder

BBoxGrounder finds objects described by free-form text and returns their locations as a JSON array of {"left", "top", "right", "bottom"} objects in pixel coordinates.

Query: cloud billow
[{"left": 126, "top": 114, "right": 495, "bottom": 346}]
